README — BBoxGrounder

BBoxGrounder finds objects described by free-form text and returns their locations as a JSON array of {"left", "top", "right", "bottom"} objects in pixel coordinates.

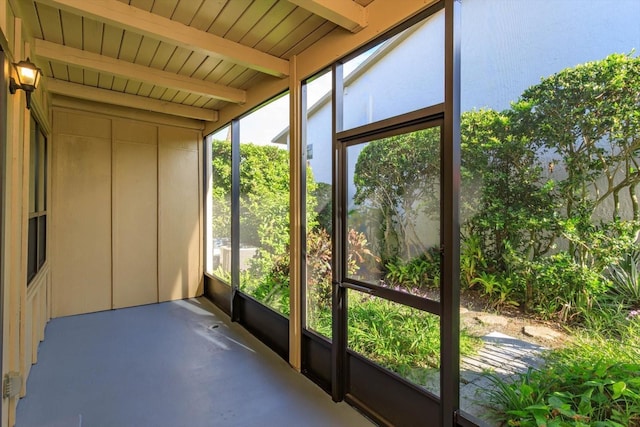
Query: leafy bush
[
  {"left": 500, "top": 251, "right": 608, "bottom": 320},
  {"left": 470, "top": 272, "right": 520, "bottom": 309},
  {"left": 484, "top": 327, "right": 640, "bottom": 427},
  {"left": 384, "top": 248, "right": 441, "bottom": 292},
  {"left": 606, "top": 249, "right": 640, "bottom": 309}
]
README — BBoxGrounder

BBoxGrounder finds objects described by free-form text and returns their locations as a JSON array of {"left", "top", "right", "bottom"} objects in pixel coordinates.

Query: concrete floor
[{"left": 16, "top": 298, "right": 374, "bottom": 427}]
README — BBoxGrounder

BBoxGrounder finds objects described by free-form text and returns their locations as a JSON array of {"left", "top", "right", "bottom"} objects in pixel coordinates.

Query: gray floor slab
[{"left": 16, "top": 298, "right": 374, "bottom": 427}]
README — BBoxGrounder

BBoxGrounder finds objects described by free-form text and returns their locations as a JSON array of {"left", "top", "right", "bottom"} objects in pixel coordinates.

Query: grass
[{"left": 312, "top": 292, "right": 482, "bottom": 387}]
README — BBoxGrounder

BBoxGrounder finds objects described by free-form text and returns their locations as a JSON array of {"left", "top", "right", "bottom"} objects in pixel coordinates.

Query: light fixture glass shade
[{"left": 13, "top": 58, "right": 42, "bottom": 90}]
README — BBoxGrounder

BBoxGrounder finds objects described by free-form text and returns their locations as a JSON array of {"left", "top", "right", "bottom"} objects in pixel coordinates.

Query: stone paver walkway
[{"left": 460, "top": 332, "right": 546, "bottom": 425}]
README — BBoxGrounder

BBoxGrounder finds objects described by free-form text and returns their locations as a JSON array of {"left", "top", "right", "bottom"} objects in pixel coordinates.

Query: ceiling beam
[
  {"left": 35, "top": 0, "right": 290, "bottom": 77},
  {"left": 47, "top": 78, "right": 218, "bottom": 121},
  {"left": 34, "top": 39, "right": 246, "bottom": 104},
  {"left": 288, "top": 0, "right": 367, "bottom": 32}
]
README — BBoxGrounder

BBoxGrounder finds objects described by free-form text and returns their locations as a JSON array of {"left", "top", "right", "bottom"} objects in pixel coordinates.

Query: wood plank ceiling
[{"left": 16, "top": 0, "right": 374, "bottom": 121}]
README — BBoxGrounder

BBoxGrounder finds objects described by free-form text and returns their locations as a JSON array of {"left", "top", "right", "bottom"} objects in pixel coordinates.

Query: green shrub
[
  {"left": 384, "top": 248, "right": 441, "bottom": 292},
  {"left": 520, "top": 252, "right": 608, "bottom": 320},
  {"left": 484, "top": 327, "right": 640, "bottom": 427},
  {"left": 606, "top": 249, "right": 640, "bottom": 309}
]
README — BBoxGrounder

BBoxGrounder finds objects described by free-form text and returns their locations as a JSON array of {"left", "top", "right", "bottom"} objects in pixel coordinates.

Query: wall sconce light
[{"left": 9, "top": 57, "right": 42, "bottom": 110}]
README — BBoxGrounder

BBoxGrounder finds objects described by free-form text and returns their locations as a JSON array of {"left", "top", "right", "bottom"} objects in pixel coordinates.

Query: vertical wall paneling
[
  {"left": 158, "top": 126, "right": 201, "bottom": 302},
  {"left": 112, "top": 120, "right": 158, "bottom": 308},
  {"left": 52, "top": 111, "right": 112, "bottom": 317}
]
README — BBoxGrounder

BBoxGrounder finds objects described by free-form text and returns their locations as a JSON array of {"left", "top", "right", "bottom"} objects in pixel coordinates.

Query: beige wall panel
[
  {"left": 53, "top": 110, "right": 112, "bottom": 138},
  {"left": 113, "top": 120, "right": 158, "bottom": 308},
  {"left": 53, "top": 118, "right": 112, "bottom": 317},
  {"left": 158, "top": 126, "right": 201, "bottom": 302},
  {"left": 113, "top": 118, "right": 157, "bottom": 143}
]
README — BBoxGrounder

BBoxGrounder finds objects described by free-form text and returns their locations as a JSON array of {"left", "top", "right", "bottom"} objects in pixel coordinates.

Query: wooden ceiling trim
[
  {"left": 162, "top": 45, "right": 191, "bottom": 74},
  {"left": 254, "top": 7, "right": 314, "bottom": 54},
  {"left": 101, "top": 24, "right": 124, "bottom": 57},
  {"left": 237, "top": 1, "right": 296, "bottom": 48},
  {"left": 223, "top": 0, "right": 279, "bottom": 43},
  {"left": 82, "top": 18, "right": 103, "bottom": 53},
  {"left": 83, "top": 69, "right": 99, "bottom": 86},
  {"left": 191, "top": 56, "right": 223, "bottom": 80},
  {"left": 35, "top": 3, "right": 63, "bottom": 43},
  {"left": 170, "top": 91, "right": 190, "bottom": 104},
  {"left": 267, "top": 13, "right": 326, "bottom": 57},
  {"left": 177, "top": 51, "right": 207, "bottom": 78},
  {"left": 123, "top": 80, "right": 142, "bottom": 95},
  {"left": 47, "top": 79, "right": 218, "bottom": 122},
  {"left": 188, "top": 0, "right": 226, "bottom": 31},
  {"left": 49, "top": 61, "right": 68, "bottom": 80},
  {"left": 136, "top": 82, "right": 154, "bottom": 97},
  {"left": 59, "top": 9, "right": 82, "bottom": 48},
  {"left": 111, "top": 76, "right": 127, "bottom": 91},
  {"left": 149, "top": 0, "right": 178, "bottom": 19},
  {"left": 208, "top": 0, "right": 251, "bottom": 38},
  {"left": 287, "top": 0, "right": 367, "bottom": 32},
  {"left": 34, "top": 39, "right": 247, "bottom": 103},
  {"left": 132, "top": 36, "right": 160, "bottom": 66},
  {"left": 127, "top": 0, "right": 154, "bottom": 13},
  {"left": 118, "top": 31, "right": 144, "bottom": 62},
  {"left": 159, "top": 88, "right": 179, "bottom": 102},
  {"left": 97, "top": 73, "right": 114, "bottom": 89},
  {"left": 35, "top": 0, "right": 290, "bottom": 77},
  {"left": 280, "top": 20, "right": 336, "bottom": 59},
  {"left": 67, "top": 64, "right": 82, "bottom": 83},
  {"left": 148, "top": 85, "right": 166, "bottom": 99},
  {"left": 170, "top": 0, "right": 204, "bottom": 27}
]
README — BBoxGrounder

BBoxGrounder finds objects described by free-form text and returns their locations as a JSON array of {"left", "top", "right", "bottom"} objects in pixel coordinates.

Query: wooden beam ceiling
[
  {"left": 47, "top": 79, "right": 218, "bottom": 121},
  {"left": 288, "top": 0, "right": 368, "bottom": 32},
  {"left": 34, "top": 39, "right": 247, "bottom": 103},
  {"left": 35, "top": 0, "right": 291, "bottom": 77}
]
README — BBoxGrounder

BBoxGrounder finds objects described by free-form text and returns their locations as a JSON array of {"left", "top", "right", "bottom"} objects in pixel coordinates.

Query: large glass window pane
[
  {"left": 27, "top": 217, "right": 37, "bottom": 282},
  {"left": 341, "top": 10, "right": 444, "bottom": 131},
  {"left": 346, "top": 127, "right": 441, "bottom": 301},
  {"left": 459, "top": 1, "right": 640, "bottom": 424},
  {"left": 239, "top": 93, "right": 290, "bottom": 315},
  {"left": 305, "top": 71, "right": 333, "bottom": 337},
  {"left": 29, "top": 117, "right": 37, "bottom": 213},
  {"left": 37, "top": 216, "right": 46, "bottom": 269},
  {"left": 206, "top": 126, "right": 231, "bottom": 281},
  {"left": 37, "top": 130, "right": 46, "bottom": 212}
]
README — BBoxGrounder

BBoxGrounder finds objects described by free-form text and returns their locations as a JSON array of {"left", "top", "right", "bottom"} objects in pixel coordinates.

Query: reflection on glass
[
  {"left": 341, "top": 10, "right": 444, "bottom": 131},
  {"left": 239, "top": 94, "right": 291, "bottom": 315},
  {"left": 207, "top": 126, "right": 231, "bottom": 281},
  {"left": 304, "top": 71, "right": 334, "bottom": 337},
  {"left": 346, "top": 127, "right": 441, "bottom": 300}
]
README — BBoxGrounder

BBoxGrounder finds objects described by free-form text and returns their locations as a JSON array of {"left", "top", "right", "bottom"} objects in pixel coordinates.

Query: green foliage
[
  {"left": 485, "top": 329, "right": 640, "bottom": 426},
  {"left": 460, "top": 234, "right": 485, "bottom": 289},
  {"left": 517, "top": 252, "right": 609, "bottom": 320},
  {"left": 313, "top": 293, "right": 481, "bottom": 385},
  {"left": 311, "top": 182, "right": 332, "bottom": 233},
  {"left": 606, "top": 249, "right": 640, "bottom": 309},
  {"left": 459, "top": 53, "right": 640, "bottom": 315},
  {"left": 513, "top": 53, "right": 640, "bottom": 266},
  {"left": 384, "top": 249, "right": 440, "bottom": 292},
  {"left": 470, "top": 272, "right": 520, "bottom": 309},
  {"left": 353, "top": 127, "right": 441, "bottom": 263},
  {"left": 462, "top": 109, "right": 557, "bottom": 266}
]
